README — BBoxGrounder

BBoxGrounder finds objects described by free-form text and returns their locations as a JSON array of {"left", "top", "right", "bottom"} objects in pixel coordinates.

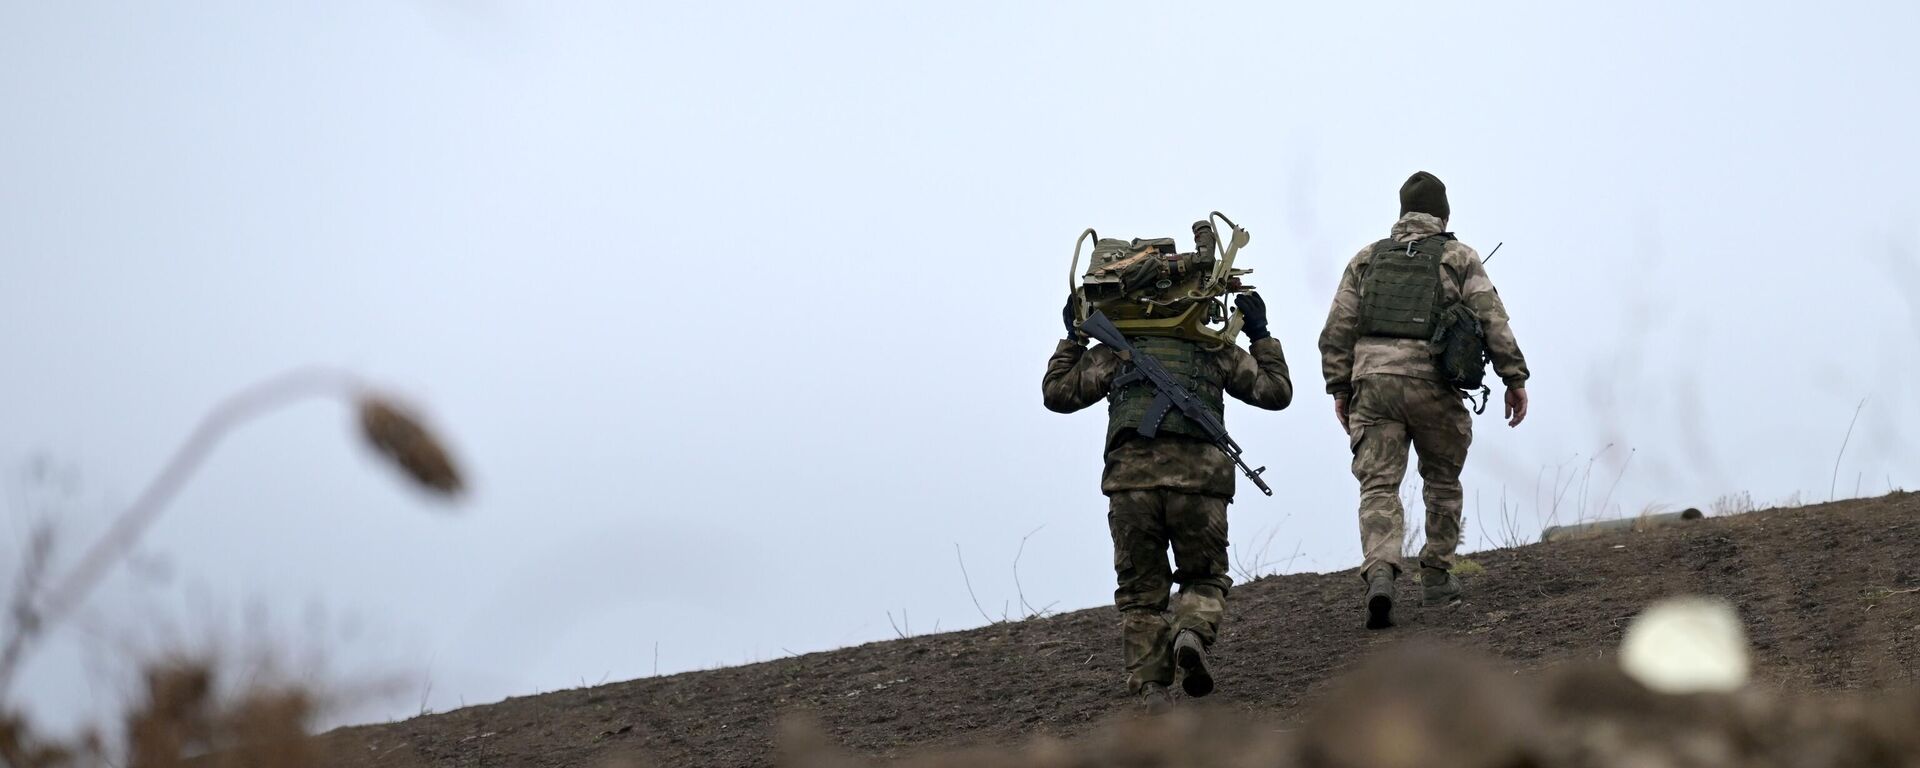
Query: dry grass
[
  {"left": 1711, "top": 492, "right": 1756, "bottom": 517},
  {"left": 1459, "top": 449, "right": 1638, "bottom": 552},
  {"left": 1, "top": 658, "right": 323, "bottom": 768},
  {"left": 1480, "top": 486, "right": 1531, "bottom": 549},
  {"left": 0, "top": 369, "right": 464, "bottom": 767},
  {"left": 1230, "top": 520, "right": 1298, "bottom": 584}
]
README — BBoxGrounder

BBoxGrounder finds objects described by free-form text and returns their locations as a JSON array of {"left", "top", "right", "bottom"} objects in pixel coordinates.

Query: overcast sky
[{"left": 4, "top": 0, "right": 1917, "bottom": 733}]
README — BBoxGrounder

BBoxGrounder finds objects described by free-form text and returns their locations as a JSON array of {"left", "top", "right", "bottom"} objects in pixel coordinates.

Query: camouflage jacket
[
  {"left": 1042, "top": 337, "right": 1292, "bottom": 498},
  {"left": 1317, "top": 212, "right": 1529, "bottom": 397}
]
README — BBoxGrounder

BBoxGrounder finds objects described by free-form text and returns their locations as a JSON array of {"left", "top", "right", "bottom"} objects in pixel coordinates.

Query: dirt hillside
[{"left": 320, "top": 492, "right": 1920, "bottom": 767}]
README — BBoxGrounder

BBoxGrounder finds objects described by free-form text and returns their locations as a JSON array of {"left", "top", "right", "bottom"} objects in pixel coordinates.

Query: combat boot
[
  {"left": 1364, "top": 565, "right": 1397, "bottom": 630},
  {"left": 1422, "top": 566, "right": 1462, "bottom": 606},
  {"left": 1172, "top": 629, "right": 1214, "bottom": 698},
  {"left": 1136, "top": 681, "right": 1173, "bottom": 714}
]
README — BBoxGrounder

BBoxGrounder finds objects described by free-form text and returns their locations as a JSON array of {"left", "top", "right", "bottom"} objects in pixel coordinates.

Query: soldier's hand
[
  {"left": 1234, "top": 292, "right": 1271, "bottom": 341},
  {"left": 1505, "top": 388, "right": 1529, "bottom": 427},
  {"left": 1062, "top": 294, "right": 1085, "bottom": 342},
  {"left": 1334, "top": 397, "right": 1350, "bottom": 434}
]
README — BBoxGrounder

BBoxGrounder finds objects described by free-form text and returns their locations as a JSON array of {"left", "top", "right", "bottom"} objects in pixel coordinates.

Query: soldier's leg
[
  {"left": 1108, "top": 490, "right": 1174, "bottom": 694},
  {"left": 1165, "top": 492, "right": 1230, "bottom": 696},
  {"left": 1165, "top": 492, "right": 1232, "bottom": 644},
  {"left": 1410, "top": 381, "right": 1474, "bottom": 573},
  {"left": 1348, "top": 380, "right": 1413, "bottom": 579}
]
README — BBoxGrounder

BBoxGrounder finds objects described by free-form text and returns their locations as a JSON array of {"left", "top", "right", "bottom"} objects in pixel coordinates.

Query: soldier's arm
[
  {"left": 1221, "top": 338, "right": 1293, "bottom": 410},
  {"left": 1457, "top": 254, "right": 1530, "bottom": 389},
  {"left": 1316, "top": 249, "right": 1368, "bottom": 398},
  {"left": 1041, "top": 340, "right": 1121, "bottom": 413}
]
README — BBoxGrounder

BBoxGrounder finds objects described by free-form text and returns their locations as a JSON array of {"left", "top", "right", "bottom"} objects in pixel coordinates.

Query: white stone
[{"left": 1619, "top": 596, "right": 1752, "bottom": 694}]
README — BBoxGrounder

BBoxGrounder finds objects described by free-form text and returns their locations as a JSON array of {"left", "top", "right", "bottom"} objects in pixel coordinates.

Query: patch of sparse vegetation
[
  {"left": 1711, "top": 492, "right": 1755, "bottom": 517},
  {"left": 0, "top": 369, "right": 463, "bottom": 766},
  {"left": 1471, "top": 448, "right": 1639, "bottom": 551},
  {"left": 1231, "top": 520, "right": 1299, "bottom": 584}
]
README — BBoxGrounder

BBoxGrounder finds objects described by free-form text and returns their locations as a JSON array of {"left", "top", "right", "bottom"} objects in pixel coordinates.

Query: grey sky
[{"left": 4, "top": 0, "right": 1917, "bottom": 733}]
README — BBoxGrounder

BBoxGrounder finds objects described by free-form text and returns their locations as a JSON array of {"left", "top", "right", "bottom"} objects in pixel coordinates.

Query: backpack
[{"left": 1431, "top": 302, "right": 1493, "bottom": 413}]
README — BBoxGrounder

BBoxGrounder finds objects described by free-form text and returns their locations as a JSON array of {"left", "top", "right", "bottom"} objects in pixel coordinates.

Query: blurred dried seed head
[{"left": 356, "top": 395, "right": 464, "bottom": 498}]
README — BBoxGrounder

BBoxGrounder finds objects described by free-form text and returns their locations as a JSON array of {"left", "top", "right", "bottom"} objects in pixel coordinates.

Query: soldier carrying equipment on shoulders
[
  {"left": 1044, "top": 215, "right": 1293, "bottom": 712},
  {"left": 1318, "top": 171, "right": 1530, "bottom": 630}
]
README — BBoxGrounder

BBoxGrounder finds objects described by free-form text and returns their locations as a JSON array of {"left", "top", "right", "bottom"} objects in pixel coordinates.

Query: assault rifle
[{"left": 1080, "top": 310, "right": 1272, "bottom": 497}]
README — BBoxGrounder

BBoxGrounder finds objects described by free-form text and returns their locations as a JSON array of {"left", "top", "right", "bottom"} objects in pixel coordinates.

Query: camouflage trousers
[
  {"left": 1107, "top": 489, "right": 1231, "bottom": 694},
  {"left": 1346, "top": 374, "right": 1473, "bottom": 579}
]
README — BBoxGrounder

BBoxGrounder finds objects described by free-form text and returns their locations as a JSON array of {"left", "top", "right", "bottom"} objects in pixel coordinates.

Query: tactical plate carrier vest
[
  {"left": 1358, "top": 235, "right": 1453, "bottom": 339},
  {"left": 1106, "top": 335, "right": 1226, "bottom": 443}
]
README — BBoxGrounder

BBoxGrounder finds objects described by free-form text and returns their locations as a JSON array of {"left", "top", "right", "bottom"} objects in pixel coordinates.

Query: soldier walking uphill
[
  {"left": 1043, "top": 294, "right": 1293, "bottom": 711},
  {"left": 1318, "top": 171, "right": 1530, "bottom": 629}
]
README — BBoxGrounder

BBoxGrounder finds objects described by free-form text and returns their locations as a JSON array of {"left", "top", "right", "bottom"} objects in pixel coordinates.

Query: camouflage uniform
[
  {"left": 1318, "top": 212, "right": 1528, "bottom": 579},
  {"left": 1043, "top": 335, "right": 1292, "bottom": 693}
]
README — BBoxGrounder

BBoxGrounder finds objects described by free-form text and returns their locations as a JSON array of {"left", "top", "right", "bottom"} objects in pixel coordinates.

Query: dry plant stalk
[{"left": 0, "top": 367, "right": 464, "bottom": 718}]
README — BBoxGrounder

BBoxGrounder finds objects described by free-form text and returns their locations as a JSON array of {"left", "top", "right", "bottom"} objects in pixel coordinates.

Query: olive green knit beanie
[{"left": 1399, "top": 171, "right": 1450, "bottom": 220}]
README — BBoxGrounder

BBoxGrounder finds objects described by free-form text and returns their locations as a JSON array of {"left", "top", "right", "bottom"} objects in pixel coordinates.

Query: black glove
[
  {"left": 1063, "top": 294, "right": 1084, "bottom": 341},
  {"left": 1235, "top": 292, "right": 1270, "bottom": 341}
]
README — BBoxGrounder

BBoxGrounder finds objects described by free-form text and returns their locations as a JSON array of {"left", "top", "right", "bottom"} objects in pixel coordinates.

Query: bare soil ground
[{"left": 318, "top": 492, "right": 1920, "bottom": 767}]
